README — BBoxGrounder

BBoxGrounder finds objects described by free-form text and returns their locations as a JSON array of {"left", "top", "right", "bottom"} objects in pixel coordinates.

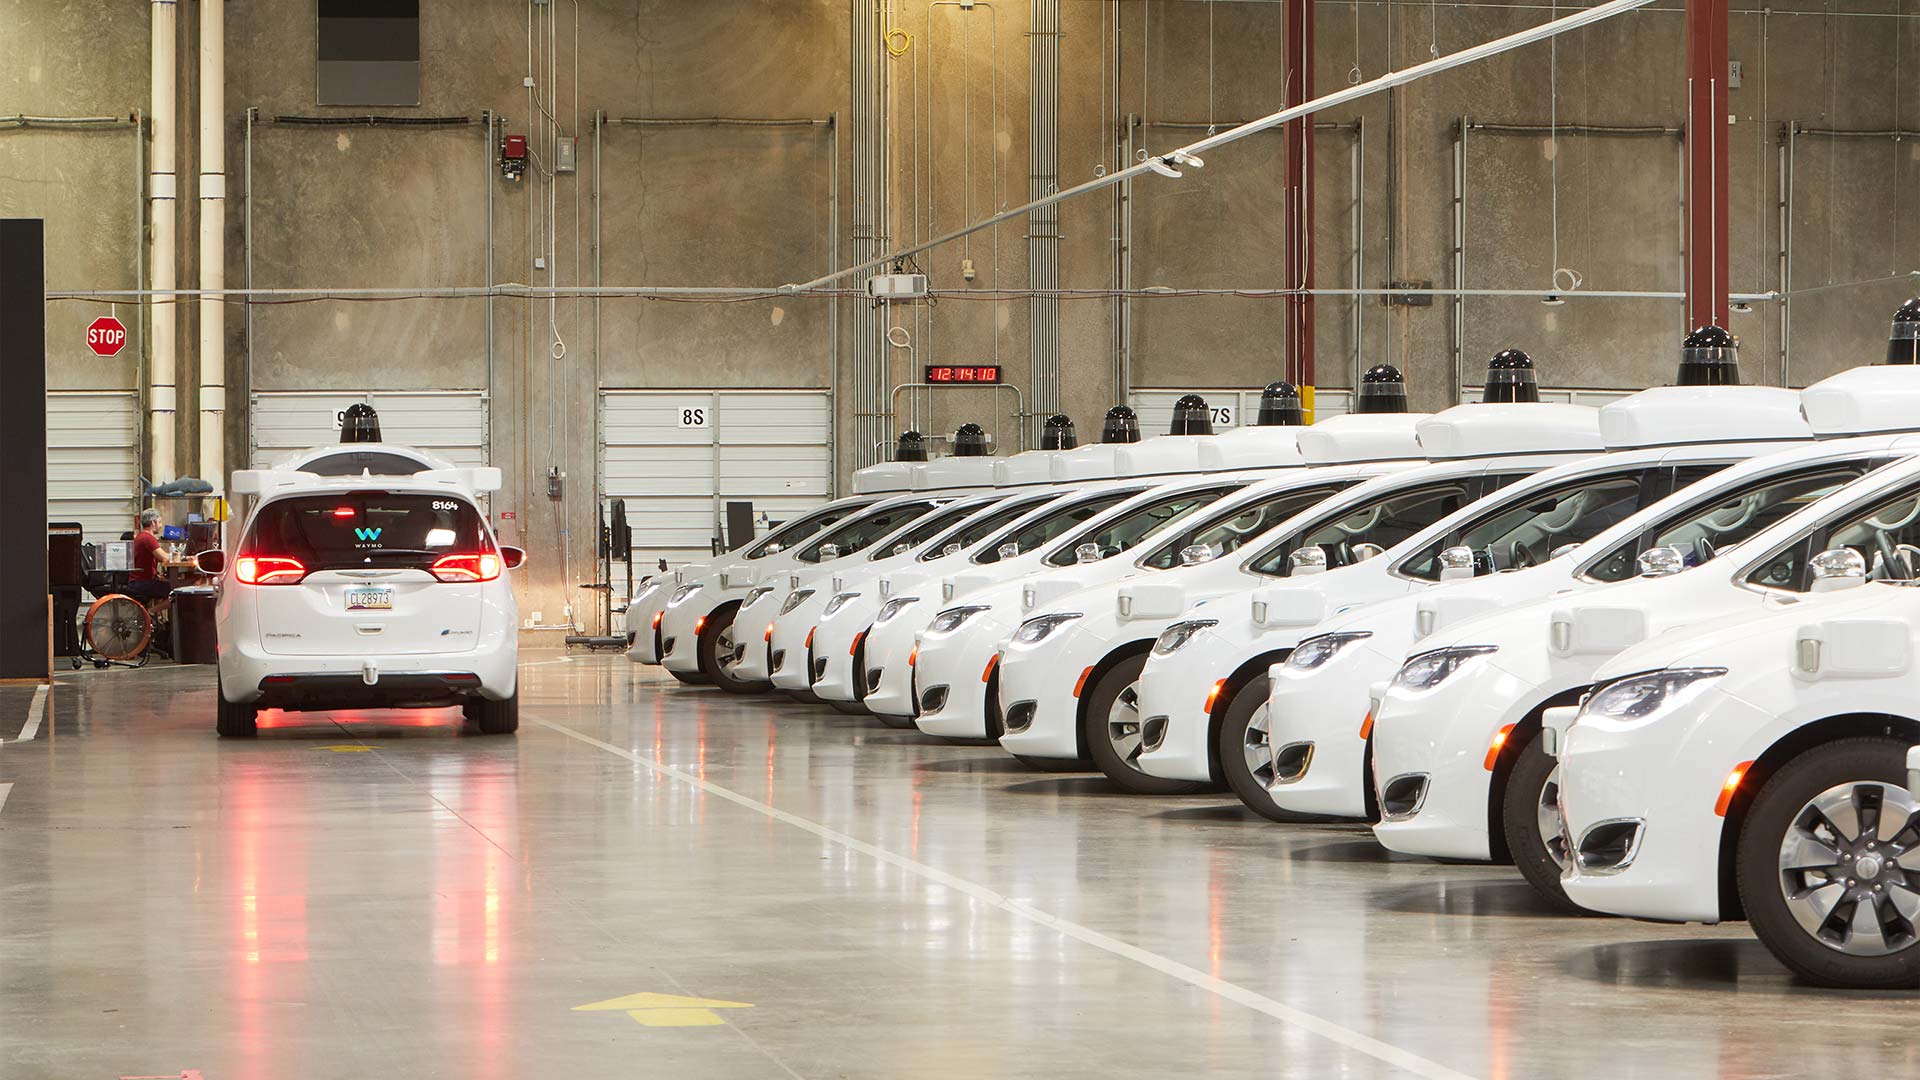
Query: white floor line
[
  {"left": 530, "top": 715, "right": 1477, "bottom": 1080},
  {"left": 13, "top": 685, "right": 47, "bottom": 742},
  {"left": 521, "top": 656, "right": 579, "bottom": 668},
  {"left": 0, "top": 783, "right": 12, "bottom": 815}
]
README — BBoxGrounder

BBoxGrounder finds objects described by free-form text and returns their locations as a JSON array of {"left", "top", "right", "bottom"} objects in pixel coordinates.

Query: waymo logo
[{"left": 354, "top": 527, "right": 383, "bottom": 542}]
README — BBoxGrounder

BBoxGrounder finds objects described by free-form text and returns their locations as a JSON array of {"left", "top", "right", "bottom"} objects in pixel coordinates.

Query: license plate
[{"left": 345, "top": 586, "right": 393, "bottom": 611}]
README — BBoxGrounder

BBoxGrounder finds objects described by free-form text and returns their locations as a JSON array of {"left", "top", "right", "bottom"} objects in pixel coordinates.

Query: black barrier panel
[{"left": 0, "top": 220, "right": 49, "bottom": 681}]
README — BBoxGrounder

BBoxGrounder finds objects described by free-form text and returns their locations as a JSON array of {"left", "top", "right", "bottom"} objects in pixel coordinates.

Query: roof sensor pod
[
  {"left": 1254, "top": 381, "right": 1306, "bottom": 426},
  {"left": 1482, "top": 349, "right": 1541, "bottom": 403},
  {"left": 1101, "top": 405, "right": 1142, "bottom": 444},
  {"left": 1889, "top": 297, "right": 1920, "bottom": 365},
  {"left": 1678, "top": 324, "right": 1740, "bottom": 386},
  {"left": 1355, "top": 364, "right": 1409, "bottom": 414},
  {"left": 1168, "top": 393, "right": 1215, "bottom": 435},
  {"left": 1040, "top": 413, "right": 1078, "bottom": 450},
  {"left": 894, "top": 430, "right": 930, "bottom": 462},
  {"left": 952, "top": 423, "right": 990, "bottom": 457},
  {"left": 339, "top": 402, "right": 382, "bottom": 444}
]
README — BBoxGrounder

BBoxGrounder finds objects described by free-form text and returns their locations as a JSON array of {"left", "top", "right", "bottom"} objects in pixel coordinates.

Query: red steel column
[
  {"left": 1684, "top": 0, "right": 1730, "bottom": 329},
  {"left": 1284, "top": 0, "right": 1315, "bottom": 388}
]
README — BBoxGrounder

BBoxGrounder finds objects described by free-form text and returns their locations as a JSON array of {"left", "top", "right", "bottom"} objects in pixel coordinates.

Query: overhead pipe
[
  {"left": 198, "top": 0, "right": 225, "bottom": 493},
  {"left": 148, "top": 0, "right": 177, "bottom": 483},
  {"left": 1028, "top": 0, "right": 1060, "bottom": 434},
  {"left": 794, "top": 0, "right": 1664, "bottom": 292}
]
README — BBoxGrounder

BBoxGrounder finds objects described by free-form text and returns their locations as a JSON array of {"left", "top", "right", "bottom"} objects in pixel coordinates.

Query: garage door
[
  {"left": 250, "top": 390, "right": 490, "bottom": 468},
  {"left": 1130, "top": 387, "right": 1355, "bottom": 432},
  {"left": 600, "top": 390, "right": 832, "bottom": 573},
  {"left": 47, "top": 390, "right": 139, "bottom": 543}
]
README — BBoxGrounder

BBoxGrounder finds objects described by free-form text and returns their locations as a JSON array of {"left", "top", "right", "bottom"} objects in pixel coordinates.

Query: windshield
[
  {"left": 743, "top": 501, "right": 871, "bottom": 559},
  {"left": 1397, "top": 467, "right": 1659, "bottom": 580},
  {"left": 974, "top": 488, "right": 1142, "bottom": 565},
  {"left": 1137, "top": 482, "right": 1357, "bottom": 570},
  {"left": 243, "top": 492, "right": 488, "bottom": 573},
  {"left": 863, "top": 499, "right": 978, "bottom": 561},
  {"left": 798, "top": 501, "right": 939, "bottom": 563},
  {"left": 1584, "top": 462, "right": 1874, "bottom": 583},
  {"left": 1042, "top": 484, "right": 1243, "bottom": 568},
  {"left": 917, "top": 492, "right": 1054, "bottom": 562},
  {"left": 1745, "top": 476, "right": 1920, "bottom": 591},
  {"left": 1246, "top": 478, "right": 1486, "bottom": 577}
]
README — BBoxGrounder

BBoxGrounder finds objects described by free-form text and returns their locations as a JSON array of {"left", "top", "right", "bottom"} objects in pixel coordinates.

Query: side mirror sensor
[
  {"left": 194, "top": 549, "right": 226, "bottom": 575},
  {"left": 893, "top": 542, "right": 911, "bottom": 555},
  {"left": 764, "top": 542, "right": 783, "bottom": 555},
  {"left": 1438, "top": 545, "right": 1475, "bottom": 581},
  {"left": 998, "top": 542, "right": 1020, "bottom": 560},
  {"left": 1288, "top": 546, "right": 1328, "bottom": 576},
  {"left": 1809, "top": 546, "right": 1868, "bottom": 593},
  {"left": 500, "top": 546, "right": 527, "bottom": 571},
  {"left": 1179, "top": 544, "right": 1216, "bottom": 567},
  {"left": 942, "top": 542, "right": 962, "bottom": 556},
  {"left": 1350, "top": 542, "right": 1386, "bottom": 564},
  {"left": 1075, "top": 542, "right": 1102, "bottom": 565},
  {"left": 818, "top": 543, "right": 840, "bottom": 561},
  {"left": 1635, "top": 545, "right": 1686, "bottom": 578}
]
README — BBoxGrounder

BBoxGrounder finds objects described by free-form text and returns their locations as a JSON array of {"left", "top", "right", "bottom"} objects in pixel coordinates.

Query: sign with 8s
[{"left": 677, "top": 406, "right": 710, "bottom": 429}]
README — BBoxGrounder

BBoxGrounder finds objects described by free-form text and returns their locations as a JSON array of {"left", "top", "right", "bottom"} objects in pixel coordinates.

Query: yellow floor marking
[
  {"left": 314, "top": 745, "right": 376, "bottom": 752},
  {"left": 574, "top": 992, "right": 754, "bottom": 1027}
]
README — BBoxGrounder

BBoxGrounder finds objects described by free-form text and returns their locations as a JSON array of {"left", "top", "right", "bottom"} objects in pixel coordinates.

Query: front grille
[
  {"left": 1004, "top": 700, "right": 1037, "bottom": 734},
  {"left": 920, "top": 685, "right": 949, "bottom": 714},
  {"left": 1272, "top": 741, "right": 1315, "bottom": 783},
  {"left": 1378, "top": 773, "right": 1430, "bottom": 820}
]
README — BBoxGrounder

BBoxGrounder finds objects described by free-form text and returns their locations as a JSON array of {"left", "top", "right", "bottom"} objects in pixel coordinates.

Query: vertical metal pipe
[
  {"left": 1027, "top": 0, "right": 1060, "bottom": 438},
  {"left": 197, "top": 0, "right": 226, "bottom": 493},
  {"left": 243, "top": 107, "right": 253, "bottom": 462},
  {"left": 485, "top": 109, "right": 496, "bottom": 469},
  {"left": 1452, "top": 117, "right": 1468, "bottom": 400},
  {"left": 1283, "top": 0, "right": 1315, "bottom": 391},
  {"left": 148, "top": 0, "right": 178, "bottom": 482},
  {"left": 1783, "top": 122, "right": 1797, "bottom": 386},
  {"left": 1350, "top": 120, "right": 1363, "bottom": 390},
  {"left": 829, "top": 111, "right": 841, "bottom": 490},
  {"left": 592, "top": 108, "right": 603, "bottom": 557},
  {"left": 1684, "top": 0, "right": 1731, "bottom": 329},
  {"left": 134, "top": 110, "right": 146, "bottom": 388}
]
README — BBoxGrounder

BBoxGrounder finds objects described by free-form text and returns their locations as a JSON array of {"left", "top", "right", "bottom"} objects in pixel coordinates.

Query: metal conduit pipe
[
  {"left": 148, "top": 0, "right": 178, "bottom": 483},
  {"left": 614, "top": 116, "right": 831, "bottom": 127},
  {"left": 198, "top": 0, "right": 226, "bottom": 495},
  {"left": 1028, "top": 0, "right": 1060, "bottom": 438},
  {"left": 0, "top": 115, "right": 136, "bottom": 127}
]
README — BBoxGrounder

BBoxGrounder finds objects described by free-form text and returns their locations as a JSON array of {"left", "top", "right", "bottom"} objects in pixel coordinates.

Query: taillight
[
  {"left": 234, "top": 555, "right": 306, "bottom": 585},
  {"left": 430, "top": 552, "right": 501, "bottom": 582}
]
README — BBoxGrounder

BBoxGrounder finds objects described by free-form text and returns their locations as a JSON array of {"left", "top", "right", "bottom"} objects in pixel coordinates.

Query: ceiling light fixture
[
  {"left": 1169, "top": 150, "right": 1206, "bottom": 168},
  {"left": 1146, "top": 157, "right": 1183, "bottom": 179}
]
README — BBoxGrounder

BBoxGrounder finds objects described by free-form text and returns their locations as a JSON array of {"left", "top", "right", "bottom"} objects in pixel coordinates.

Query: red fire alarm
[{"left": 500, "top": 134, "right": 528, "bottom": 181}]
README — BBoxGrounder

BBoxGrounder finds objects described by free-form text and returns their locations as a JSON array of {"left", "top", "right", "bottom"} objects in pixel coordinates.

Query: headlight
[
  {"left": 1579, "top": 667, "right": 1727, "bottom": 729},
  {"left": 875, "top": 596, "right": 920, "bottom": 625},
  {"left": 823, "top": 591, "right": 861, "bottom": 617},
  {"left": 1392, "top": 646, "right": 1497, "bottom": 693},
  {"left": 779, "top": 589, "right": 816, "bottom": 615},
  {"left": 669, "top": 583, "right": 704, "bottom": 606},
  {"left": 1013, "top": 612, "right": 1083, "bottom": 646},
  {"left": 1153, "top": 618, "right": 1218, "bottom": 656},
  {"left": 926, "top": 604, "right": 991, "bottom": 636},
  {"left": 1287, "top": 631, "right": 1373, "bottom": 672},
  {"left": 742, "top": 585, "right": 776, "bottom": 608}
]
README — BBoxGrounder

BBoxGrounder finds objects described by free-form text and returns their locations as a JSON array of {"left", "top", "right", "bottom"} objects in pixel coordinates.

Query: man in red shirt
[{"left": 124, "top": 509, "right": 171, "bottom": 604}]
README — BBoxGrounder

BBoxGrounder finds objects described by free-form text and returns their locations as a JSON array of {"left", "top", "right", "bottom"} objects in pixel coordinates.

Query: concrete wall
[{"left": 5, "top": 0, "right": 1917, "bottom": 624}]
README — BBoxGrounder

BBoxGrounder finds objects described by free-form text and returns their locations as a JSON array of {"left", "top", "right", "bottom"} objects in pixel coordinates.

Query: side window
[
  {"left": 974, "top": 491, "right": 1134, "bottom": 564},
  {"left": 1246, "top": 482, "right": 1469, "bottom": 577},
  {"left": 1043, "top": 486, "right": 1240, "bottom": 568},
  {"left": 1748, "top": 483, "right": 1920, "bottom": 591},
  {"left": 1586, "top": 464, "right": 1870, "bottom": 583},
  {"left": 744, "top": 504, "right": 863, "bottom": 559},
  {"left": 866, "top": 500, "right": 973, "bottom": 561},
  {"left": 1138, "top": 482, "right": 1355, "bottom": 570},
  {"left": 1398, "top": 470, "right": 1652, "bottom": 581},
  {"left": 917, "top": 496, "right": 1048, "bottom": 562},
  {"left": 798, "top": 502, "right": 937, "bottom": 563}
]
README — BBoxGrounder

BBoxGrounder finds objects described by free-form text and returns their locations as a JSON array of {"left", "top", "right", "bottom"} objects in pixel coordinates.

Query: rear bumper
[
  {"left": 248, "top": 672, "right": 493, "bottom": 711},
  {"left": 220, "top": 640, "right": 517, "bottom": 707}
]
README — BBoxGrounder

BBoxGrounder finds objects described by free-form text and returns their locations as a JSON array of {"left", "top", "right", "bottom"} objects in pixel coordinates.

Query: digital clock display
[{"left": 924, "top": 365, "right": 1003, "bottom": 384}]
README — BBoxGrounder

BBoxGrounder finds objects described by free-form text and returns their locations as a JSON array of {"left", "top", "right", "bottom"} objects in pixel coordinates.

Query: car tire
[
  {"left": 1083, "top": 654, "right": 1217, "bottom": 795},
  {"left": 827, "top": 699, "right": 868, "bottom": 716},
  {"left": 1219, "top": 676, "right": 1324, "bottom": 823},
  {"left": 782, "top": 689, "right": 818, "bottom": 705},
  {"left": 215, "top": 679, "right": 258, "bottom": 738},
  {"left": 1014, "top": 754, "right": 1091, "bottom": 772},
  {"left": 667, "top": 667, "right": 712, "bottom": 687},
  {"left": 466, "top": 692, "right": 520, "bottom": 735},
  {"left": 1738, "top": 736, "right": 1920, "bottom": 988},
  {"left": 873, "top": 712, "right": 917, "bottom": 729},
  {"left": 1503, "top": 728, "right": 1590, "bottom": 914},
  {"left": 701, "top": 607, "right": 771, "bottom": 695}
]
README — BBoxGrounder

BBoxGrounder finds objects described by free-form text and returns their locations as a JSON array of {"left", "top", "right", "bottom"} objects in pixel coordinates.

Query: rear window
[
  {"left": 300, "top": 451, "right": 432, "bottom": 477},
  {"left": 243, "top": 492, "right": 488, "bottom": 572}
]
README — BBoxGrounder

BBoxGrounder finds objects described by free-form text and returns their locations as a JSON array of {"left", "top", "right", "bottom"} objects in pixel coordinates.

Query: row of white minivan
[{"left": 629, "top": 302, "right": 1920, "bottom": 989}]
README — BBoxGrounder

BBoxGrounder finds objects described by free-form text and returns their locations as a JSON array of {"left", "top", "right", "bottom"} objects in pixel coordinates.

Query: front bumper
[
  {"left": 1557, "top": 687, "right": 1758, "bottom": 924},
  {"left": 861, "top": 610, "right": 923, "bottom": 717},
  {"left": 658, "top": 595, "right": 711, "bottom": 674},
  {"left": 1134, "top": 625, "right": 1241, "bottom": 782},
  {"left": 912, "top": 614, "right": 1012, "bottom": 738},
  {"left": 1264, "top": 643, "right": 1398, "bottom": 819},
  {"left": 996, "top": 623, "right": 1118, "bottom": 761},
  {"left": 1369, "top": 657, "right": 1574, "bottom": 862},
  {"left": 626, "top": 586, "right": 670, "bottom": 663},
  {"left": 767, "top": 600, "right": 828, "bottom": 690}
]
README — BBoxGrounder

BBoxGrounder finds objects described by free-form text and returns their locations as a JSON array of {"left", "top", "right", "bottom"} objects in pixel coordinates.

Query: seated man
[{"left": 122, "top": 509, "right": 172, "bottom": 606}]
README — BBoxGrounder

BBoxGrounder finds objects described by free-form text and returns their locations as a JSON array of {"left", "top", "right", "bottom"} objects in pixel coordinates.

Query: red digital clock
[{"left": 924, "top": 365, "right": 1003, "bottom": 384}]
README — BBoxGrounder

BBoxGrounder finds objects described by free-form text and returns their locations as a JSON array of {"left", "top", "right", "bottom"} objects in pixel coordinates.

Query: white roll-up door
[
  {"left": 600, "top": 389, "right": 832, "bottom": 573},
  {"left": 1129, "top": 387, "right": 1353, "bottom": 432},
  {"left": 47, "top": 391, "right": 140, "bottom": 543},
  {"left": 249, "top": 390, "right": 490, "bottom": 467}
]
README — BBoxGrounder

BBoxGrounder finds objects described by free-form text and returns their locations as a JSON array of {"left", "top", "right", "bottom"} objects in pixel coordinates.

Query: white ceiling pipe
[
  {"left": 198, "top": 0, "right": 225, "bottom": 495},
  {"left": 148, "top": 0, "right": 177, "bottom": 482}
]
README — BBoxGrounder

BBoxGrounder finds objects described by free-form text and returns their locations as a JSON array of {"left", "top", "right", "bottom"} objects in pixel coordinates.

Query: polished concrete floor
[{"left": 1, "top": 652, "right": 1912, "bottom": 1079}]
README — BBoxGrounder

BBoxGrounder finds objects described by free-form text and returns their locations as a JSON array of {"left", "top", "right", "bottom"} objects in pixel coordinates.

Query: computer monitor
[{"left": 188, "top": 520, "right": 220, "bottom": 554}]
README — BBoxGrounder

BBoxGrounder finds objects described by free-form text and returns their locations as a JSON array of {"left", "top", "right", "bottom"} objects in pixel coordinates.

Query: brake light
[
  {"left": 332, "top": 507, "right": 356, "bottom": 518},
  {"left": 1714, "top": 760, "right": 1755, "bottom": 816},
  {"left": 234, "top": 555, "right": 306, "bottom": 585},
  {"left": 430, "top": 552, "right": 501, "bottom": 582},
  {"left": 1483, "top": 724, "right": 1516, "bottom": 771}
]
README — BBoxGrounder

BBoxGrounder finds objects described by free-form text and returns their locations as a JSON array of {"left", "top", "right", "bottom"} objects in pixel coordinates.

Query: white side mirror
[
  {"left": 1288, "top": 547, "right": 1327, "bottom": 576},
  {"left": 1809, "top": 547, "right": 1868, "bottom": 593},
  {"left": 1179, "top": 544, "right": 1216, "bottom": 567},
  {"left": 1438, "top": 545, "right": 1475, "bottom": 581},
  {"left": 1635, "top": 545, "right": 1686, "bottom": 578}
]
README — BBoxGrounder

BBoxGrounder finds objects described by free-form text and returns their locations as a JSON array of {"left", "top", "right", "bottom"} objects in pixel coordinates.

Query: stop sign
[{"left": 87, "top": 316, "right": 127, "bottom": 357}]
